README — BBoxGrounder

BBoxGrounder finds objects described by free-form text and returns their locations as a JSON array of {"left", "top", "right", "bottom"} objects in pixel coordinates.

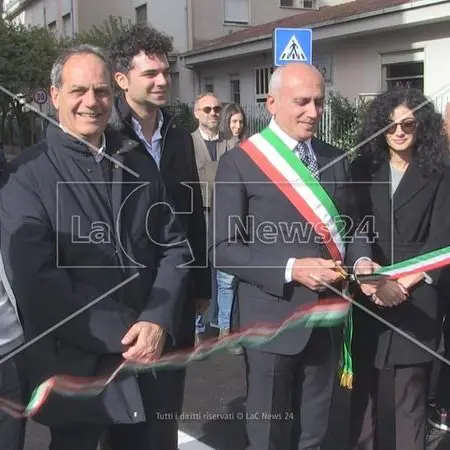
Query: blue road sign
[{"left": 273, "top": 28, "right": 312, "bottom": 67}]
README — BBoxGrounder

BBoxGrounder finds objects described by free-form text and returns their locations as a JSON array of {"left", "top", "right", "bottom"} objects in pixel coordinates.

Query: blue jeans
[{"left": 216, "top": 270, "right": 235, "bottom": 330}]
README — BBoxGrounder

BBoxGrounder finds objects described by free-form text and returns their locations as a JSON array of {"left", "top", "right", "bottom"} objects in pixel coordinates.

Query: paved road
[{"left": 23, "top": 348, "right": 450, "bottom": 450}]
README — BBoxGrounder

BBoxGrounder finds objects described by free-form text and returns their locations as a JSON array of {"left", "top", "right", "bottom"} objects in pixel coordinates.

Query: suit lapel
[
  {"left": 216, "top": 137, "right": 228, "bottom": 161},
  {"left": 193, "top": 129, "right": 212, "bottom": 162},
  {"left": 311, "top": 138, "right": 336, "bottom": 198},
  {"left": 392, "top": 161, "right": 428, "bottom": 212},
  {"left": 370, "top": 162, "right": 391, "bottom": 221}
]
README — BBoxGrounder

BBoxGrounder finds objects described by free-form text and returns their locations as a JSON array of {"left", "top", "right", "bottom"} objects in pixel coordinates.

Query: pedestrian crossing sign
[{"left": 273, "top": 28, "right": 312, "bottom": 67}]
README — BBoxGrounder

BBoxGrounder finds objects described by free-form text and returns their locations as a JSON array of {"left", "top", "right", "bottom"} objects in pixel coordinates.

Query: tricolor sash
[{"left": 240, "top": 127, "right": 346, "bottom": 262}]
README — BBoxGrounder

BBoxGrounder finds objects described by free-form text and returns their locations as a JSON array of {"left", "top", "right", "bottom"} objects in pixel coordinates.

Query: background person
[
  {"left": 191, "top": 93, "right": 234, "bottom": 342},
  {"left": 219, "top": 102, "right": 247, "bottom": 143}
]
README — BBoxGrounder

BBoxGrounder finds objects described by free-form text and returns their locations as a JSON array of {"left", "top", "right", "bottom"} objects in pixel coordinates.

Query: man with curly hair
[{"left": 108, "top": 25, "right": 211, "bottom": 450}]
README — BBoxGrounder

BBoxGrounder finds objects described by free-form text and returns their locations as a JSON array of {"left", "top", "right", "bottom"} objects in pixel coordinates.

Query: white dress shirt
[
  {"left": 93, "top": 133, "right": 107, "bottom": 163},
  {"left": 199, "top": 128, "right": 219, "bottom": 141}
]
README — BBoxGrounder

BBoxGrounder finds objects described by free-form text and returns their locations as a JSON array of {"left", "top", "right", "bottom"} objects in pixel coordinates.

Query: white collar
[
  {"left": 268, "top": 118, "right": 312, "bottom": 152},
  {"left": 199, "top": 127, "right": 219, "bottom": 141},
  {"left": 94, "top": 133, "right": 107, "bottom": 163}
]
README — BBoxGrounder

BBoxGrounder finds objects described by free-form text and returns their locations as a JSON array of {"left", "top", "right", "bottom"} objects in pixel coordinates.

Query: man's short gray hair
[
  {"left": 50, "top": 44, "right": 112, "bottom": 88},
  {"left": 268, "top": 67, "right": 284, "bottom": 97}
]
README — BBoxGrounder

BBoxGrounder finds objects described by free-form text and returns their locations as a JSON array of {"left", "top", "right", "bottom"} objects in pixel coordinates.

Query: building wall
[
  {"left": 10, "top": 0, "right": 188, "bottom": 50},
  {"left": 13, "top": 0, "right": 72, "bottom": 34},
  {"left": 145, "top": 0, "right": 188, "bottom": 53},
  {"left": 328, "top": 21, "right": 450, "bottom": 104},
  {"left": 191, "top": 21, "right": 450, "bottom": 110},
  {"left": 77, "top": 0, "right": 130, "bottom": 32},
  {"left": 24, "top": 0, "right": 46, "bottom": 26},
  {"left": 191, "top": 0, "right": 354, "bottom": 48},
  {"left": 253, "top": 0, "right": 354, "bottom": 25}
]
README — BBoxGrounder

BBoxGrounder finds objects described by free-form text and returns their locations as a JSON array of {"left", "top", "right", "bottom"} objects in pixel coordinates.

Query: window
[
  {"left": 384, "top": 62, "right": 424, "bottom": 91},
  {"left": 135, "top": 3, "right": 147, "bottom": 26},
  {"left": 224, "top": 0, "right": 249, "bottom": 25},
  {"left": 48, "top": 21, "right": 57, "bottom": 34},
  {"left": 204, "top": 78, "right": 214, "bottom": 93},
  {"left": 230, "top": 77, "right": 240, "bottom": 104},
  {"left": 381, "top": 50, "right": 424, "bottom": 92},
  {"left": 62, "top": 13, "right": 72, "bottom": 37},
  {"left": 255, "top": 67, "right": 274, "bottom": 103},
  {"left": 280, "top": 0, "right": 316, "bottom": 9}
]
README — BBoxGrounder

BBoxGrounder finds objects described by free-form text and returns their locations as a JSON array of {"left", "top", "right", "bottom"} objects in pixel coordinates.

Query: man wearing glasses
[{"left": 192, "top": 93, "right": 232, "bottom": 341}]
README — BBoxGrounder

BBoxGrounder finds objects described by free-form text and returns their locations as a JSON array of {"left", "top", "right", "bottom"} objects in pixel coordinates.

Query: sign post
[
  {"left": 33, "top": 88, "right": 48, "bottom": 113},
  {"left": 273, "top": 28, "right": 312, "bottom": 67}
]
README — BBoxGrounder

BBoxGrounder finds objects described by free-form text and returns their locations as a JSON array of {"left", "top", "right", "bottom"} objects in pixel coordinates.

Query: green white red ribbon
[
  {"left": 0, "top": 298, "right": 350, "bottom": 419},
  {"left": 374, "top": 245, "right": 450, "bottom": 279}
]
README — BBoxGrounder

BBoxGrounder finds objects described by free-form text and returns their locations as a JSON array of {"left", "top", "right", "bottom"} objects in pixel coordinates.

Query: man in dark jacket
[
  {"left": 0, "top": 44, "right": 191, "bottom": 450},
  {"left": 0, "top": 144, "right": 26, "bottom": 450},
  {"left": 108, "top": 25, "right": 210, "bottom": 449}
]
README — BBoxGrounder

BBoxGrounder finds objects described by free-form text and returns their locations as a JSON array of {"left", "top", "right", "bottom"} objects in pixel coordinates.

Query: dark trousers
[
  {"left": 50, "top": 421, "right": 168, "bottom": 450},
  {"left": 429, "top": 313, "right": 450, "bottom": 408},
  {"left": 244, "top": 328, "right": 339, "bottom": 450},
  {"left": 0, "top": 352, "right": 26, "bottom": 450},
  {"left": 55, "top": 370, "right": 184, "bottom": 450},
  {"left": 350, "top": 361, "right": 430, "bottom": 450}
]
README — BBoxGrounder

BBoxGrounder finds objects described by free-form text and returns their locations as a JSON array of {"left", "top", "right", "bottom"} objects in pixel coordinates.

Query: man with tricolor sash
[{"left": 209, "top": 63, "right": 377, "bottom": 449}]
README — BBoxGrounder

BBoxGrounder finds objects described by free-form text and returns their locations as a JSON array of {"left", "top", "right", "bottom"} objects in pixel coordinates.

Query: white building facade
[
  {"left": 183, "top": 0, "right": 450, "bottom": 111},
  {"left": 3, "top": 0, "right": 450, "bottom": 108}
]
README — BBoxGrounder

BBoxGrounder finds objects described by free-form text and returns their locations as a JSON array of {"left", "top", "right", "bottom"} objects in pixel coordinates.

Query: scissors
[{"left": 334, "top": 265, "right": 390, "bottom": 283}]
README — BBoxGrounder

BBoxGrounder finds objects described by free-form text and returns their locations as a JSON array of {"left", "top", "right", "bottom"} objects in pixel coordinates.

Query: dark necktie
[{"left": 294, "top": 141, "right": 319, "bottom": 180}]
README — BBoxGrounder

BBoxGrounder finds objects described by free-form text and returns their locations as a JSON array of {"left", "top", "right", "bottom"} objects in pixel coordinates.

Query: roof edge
[{"left": 182, "top": 0, "right": 447, "bottom": 58}]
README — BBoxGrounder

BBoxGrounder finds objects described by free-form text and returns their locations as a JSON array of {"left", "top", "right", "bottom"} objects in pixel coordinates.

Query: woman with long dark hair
[
  {"left": 219, "top": 102, "right": 247, "bottom": 143},
  {"left": 350, "top": 88, "right": 450, "bottom": 449}
]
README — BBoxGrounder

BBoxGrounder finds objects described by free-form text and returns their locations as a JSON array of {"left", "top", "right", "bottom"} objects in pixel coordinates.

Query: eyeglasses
[
  {"left": 386, "top": 120, "right": 416, "bottom": 135},
  {"left": 199, "top": 106, "right": 222, "bottom": 114}
]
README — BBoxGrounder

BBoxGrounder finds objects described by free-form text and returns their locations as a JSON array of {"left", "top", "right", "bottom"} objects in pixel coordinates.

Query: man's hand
[
  {"left": 354, "top": 259, "right": 382, "bottom": 296},
  {"left": 291, "top": 258, "right": 345, "bottom": 291},
  {"left": 372, "top": 279, "right": 408, "bottom": 307},
  {"left": 397, "top": 272, "right": 424, "bottom": 291},
  {"left": 121, "top": 321, "right": 166, "bottom": 364},
  {"left": 196, "top": 298, "right": 210, "bottom": 314}
]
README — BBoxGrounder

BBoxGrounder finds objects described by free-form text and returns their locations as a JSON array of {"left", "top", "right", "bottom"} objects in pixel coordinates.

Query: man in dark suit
[
  {"left": 108, "top": 25, "right": 210, "bottom": 449},
  {"left": 210, "top": 63, "right": 373, "bottom": 450}
]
